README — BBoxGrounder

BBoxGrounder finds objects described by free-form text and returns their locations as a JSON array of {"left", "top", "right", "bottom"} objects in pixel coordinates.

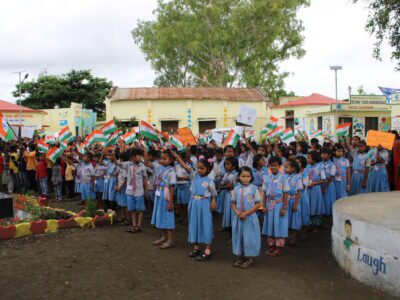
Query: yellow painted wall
[{"left": 106, "top": 98, "right": 268, "bottom": 134}]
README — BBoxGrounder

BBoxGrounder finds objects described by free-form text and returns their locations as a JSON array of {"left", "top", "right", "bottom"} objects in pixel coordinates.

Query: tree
[
  {"left": 354, "top": 0, "right": 400, "bottom": 70},
  {"left": 113, "top": 117, "right": 138, "bottom": 132},
  {"left": 13, "top": 70, "right": 112, "bottom": 117},
  {"left": 132, "top": 0, "right": 309, "bottom": 99}
]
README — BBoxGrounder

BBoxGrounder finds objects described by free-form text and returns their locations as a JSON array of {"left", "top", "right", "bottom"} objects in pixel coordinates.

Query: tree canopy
[
  {"left": 132, "top": 0, "right": 309, "bottom": 99},
  {"left": 13, "top": 70, "right": 112, "bottom": 117},
  {"left": 354, "top": 0, "right": 400, "bottom": 70}
]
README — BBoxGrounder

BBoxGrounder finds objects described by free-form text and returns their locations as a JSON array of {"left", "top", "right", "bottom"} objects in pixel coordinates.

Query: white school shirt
[{"left": 120, "top": 161, "right": 147, "bottom": 196}]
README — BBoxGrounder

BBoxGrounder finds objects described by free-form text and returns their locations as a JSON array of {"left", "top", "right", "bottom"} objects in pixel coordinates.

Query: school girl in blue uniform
[
  {"left": 350, "top": 140, "right": 369, "bottom": 195},
  {"left": 262, "top": 156, "right": 288, "bottom": 257},
  {"left": 367, "top": 146, "right": 390, "bottom": 192},
  {"left": 333, "top": 144, "right": 351, "bottom": 200},
  {"left": 231, "top": 166, "right": 261, "bottom": 268},
  {"left": 151, "top": 150, "right": 177, "bottom": 249},
  {"left": 115, "top": 152, "right": 128, "bottom": 224},
  {"left": 307, "top": 151, "right": 326, "bottom": 233},
  {"left": 296, "top": 156, "right": 311, "bottom": 239},
  {"left": 175, "top": 153, "right": 217, "bottom": 261},
  {"left": 251, "top": 154, "right": 269, "bottom": 211},
  {"left": 93, "top": 153, "right": 106, "bottom": 209},
  {"left": 220, "top": 157, "right": 239, "bottom": 233},
  {"left": 283, "top": 159, "right": 303, "bottom": 245},
  {"left": 175, "top": 152, "right": 192, "bottom": 225},
  {"left": 320, "top": 148, "right": 337, "bottom": 216},
  {"left": 73, "top": 149, "right": 95, "bottom": 206},
  {"left": 103, "top": 156, "right": 119, "bottom": 210}
]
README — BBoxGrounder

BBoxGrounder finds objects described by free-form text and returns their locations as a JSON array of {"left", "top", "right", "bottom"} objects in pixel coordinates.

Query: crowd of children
[{"left": 2, "top": 130, "right": 399, "bottom": 269}]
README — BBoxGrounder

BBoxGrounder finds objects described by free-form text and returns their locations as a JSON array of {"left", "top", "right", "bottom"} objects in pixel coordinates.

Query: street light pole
[
  {"left": 330, "top": 66, "right": 342, "bottom": 127},
  {"left": 13, "top": 71, "right": 28, "bottom": 140}
]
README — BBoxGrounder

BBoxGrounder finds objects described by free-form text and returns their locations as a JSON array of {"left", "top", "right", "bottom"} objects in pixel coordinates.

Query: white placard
[
  {"left": 237, "top": 105, "right": 257, "bottom": 127},
  {"left": 211, "top": 132, "right": 223, "bottom": 146},
  {"left": 21, "top": 127, "right": 35, "bottom": 139}
]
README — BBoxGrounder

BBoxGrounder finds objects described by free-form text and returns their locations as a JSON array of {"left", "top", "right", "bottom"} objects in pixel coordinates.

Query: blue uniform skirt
[
  {"left": 368, "top": 167, "right": 390, "bottom": 193},
  {"left": 94, "top": 178, "right": 105, "bottom": 193},
  {"left": 216, "top": 189, "right": 226, "bottom": 214},
  {"left": 322, "top": 183, "right": 336, "bottom": 216},
  {"left": 350, "top": 173, "right": 368, "bottom": 195},
  {"left": 288, "top": 197, "right": 302, "bottom": 230},
  {"left": 151, "top": 189, "right": 175, "bottom": 229},
  {"left": 80, "top": 183, "right": 95, "bottom": 201},
  {"left": 308, "top": 185, "right": 325, "bottom": 216},
  {"left": 232, "top": 213, "right": 260, "bottom": 257},
  {"left": 177, "top": 183, "right": 191, "bottom": 205},
  {"left": 334, "top": 180, "right": 348, "bottom": 200},
  {"left": 262, "top": 200, "right": 288, "bottom": 238},
  {"left": 116, "top": 185, "right": 127, "bottom": 207},
  {"left": 300, "top": 191, "right": 310, "bottom": 226},
  {"left": 103, "top": 177, "right": 117, "bottom": 201},
  {"left": 75, "top": 181, "right": 81, "bottom": 193},
  {"left": 188, "top": 197, "right": 213, "bottom": 244},
  {"left": 221, "top": 191, "right": 233, "bottom": 228}
]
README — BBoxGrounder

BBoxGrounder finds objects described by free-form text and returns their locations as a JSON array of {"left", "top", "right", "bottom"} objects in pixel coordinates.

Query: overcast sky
[{"left": 1, "top": 0, "right": 399, "bottom": 103}]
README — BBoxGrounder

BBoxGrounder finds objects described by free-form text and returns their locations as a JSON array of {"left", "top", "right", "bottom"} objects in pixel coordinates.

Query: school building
[
  {"left": 43, "top": 102, "right": 97, "bottom": 136},
  {"left": 271, "top": 93, "right": 393, "bottom": 138},
  {"left": 105, "top": 87, "right": 269, "bottom": 134}
]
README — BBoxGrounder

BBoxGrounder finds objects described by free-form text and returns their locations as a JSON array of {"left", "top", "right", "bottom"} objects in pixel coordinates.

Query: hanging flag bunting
[
  {"left": 140, "top": 120, "right": 158, "bottom": 141},
  {"left": 224, "top": 129, "right": 240, "bottom": 147},
  {"left": 47, "top": 146, "right": 64, "bottom": 163},
  {"left": 0, "top": 113, "right": 16, "bottom": 141},
  {"left": 336, "top": 122, "right": 352, "bottom": 137},
  {"left": 282, "top": 128, "right": 295, "bottom": 143},
  {"left": 101, "top": 119, "right": 117, "bottom": 135},
  {"left": 266, "top": 116, "right": 279, "bottom": 130},
  {"left": 37, "top": 139, "right": 49, "bottom": 153},
  {"left": 122, "top": 128, "right": 137, "bottom": 144}
]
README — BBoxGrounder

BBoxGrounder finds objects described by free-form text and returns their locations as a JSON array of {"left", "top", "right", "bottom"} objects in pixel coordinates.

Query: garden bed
[{"left": 0, "top": 194, "right": 114, "bottom": 240}]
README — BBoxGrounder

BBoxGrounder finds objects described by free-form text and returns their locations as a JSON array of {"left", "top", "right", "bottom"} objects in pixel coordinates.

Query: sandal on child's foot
[
  {"left": 159, "top": 240, "right": 175, "bottom": 249},
  {"left": 196, "top": 252, "right": 212, "bottom": 261},
  {"left": 233, "top": 258, "right": 245, "bottom": 267},
  {"left": 126, "top": 226, "right": 137, "bottom": 233},
  {"left": 189, "top": 249, "right": 201, "bottom": 258},
  {"left": 265, "top": 247, "right": 276, "bottom": 256},
  {"left": 152, "top": 237, "right": 167, "bottom": 245},
  {"left": 240, "top": 258, "right": 254, "bottom": 269}
]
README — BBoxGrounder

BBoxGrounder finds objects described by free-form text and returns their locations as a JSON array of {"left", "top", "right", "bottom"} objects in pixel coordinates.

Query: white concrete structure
[{"left": 332, "top": 192, "right": 400, "bottom": 296}]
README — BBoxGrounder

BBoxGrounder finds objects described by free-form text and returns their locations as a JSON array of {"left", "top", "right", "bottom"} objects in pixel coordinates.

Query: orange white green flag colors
[
  {"left": 47, "top": 146, "right": 64, "bottom": 163},
  {"left": 57, "top": 126, "right": 74, "bottom": 143},
  {"left": 122, "top": 128, "right": 137, "bottom": 144},
  {"left": 85, "top": 130, "right": 104, "bottom": 147},
  {"left": 282, "top": 128, "right": 295, "bottom": 143},
  {"left": 266, "top": 115, "right": 279, "bottom": 130},
  {"left": 37, "top": 139, "right": 49, "bottom": 153},
  {"left": 101, "top": 119, "right": 117, "bottom": 135},
  {"left": 45, "top": 135, "right": 56, "bottom": 144},
  {"left": 310, "top": 130, "right": 323, "bottom": 139},
  {"left": 169, "top": 135, "right": 185, "bottom": 151},
  {"left": 140, "top": 120, "right": 158, "bottom": 141},
  {"left": 336, "top": 122, "right": 352, "bottom": 137},
  {"left": 224, "top": 129, "right": 240, "bottom": 147},
  {"left": 104, "top": 130, "right": 121, "bottom": 147},
  {"left": 0, "top": 113, "right": 15, "bottom": 141}
]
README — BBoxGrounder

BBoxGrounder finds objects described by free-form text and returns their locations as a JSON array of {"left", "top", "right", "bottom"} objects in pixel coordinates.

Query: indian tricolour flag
[
  {"left": 282, "top": 128, "right": 295, "bottom": 143},
  {"left": 58, "top": 127, "right": 74, "bottom": 143},
  {"left": 224, "top": 129, "right": 240, "bottom": 147},
  {"left": 104, "top": 130, "right": 121, "bottom": 147},
  {"left": 0, "top": 113, "right": 15, "bottom": 141},
  {"left": 37, "top": 128, "right": 45, "bottom": 137},
  {"left": 77, "top": 142, "right": 87, "bottom": 155},
  {"left": 198, "top": 133, "right": 209, "bottom": 144},
  {"left": 140, "top": 120, "right": 158, "bottom": 141},
  {"left": 37, "top": 139, "right": 49, "bottom": 153},
  {"left": 122, "top": 128, "right": 137, "bottom": 144},
  {"left": 336, "top": 122, "right": 352, "bottom": 137},
  {"left": 85, "top": 130, "right": 104, "bottom": 147},
  {"left": 169, "top": 135, "right": 185, "bottom": 151},
  {"left": 47, "top": 146, "right": 64, "bottom": 163},
  {"left": 45, "top": 135, "right": 56, "bottom": 144},
  {"left": 260, "top": 128, "right": 269, "bottom": 135},
  {"left": 266, "top": 115, "right": 279, "bottom": 130},
  {"left": 310, "top": 130, "right": 323, "bottom": 139},
  {"left": 101, "top": 119, "right": 117, "bottom": 135}
]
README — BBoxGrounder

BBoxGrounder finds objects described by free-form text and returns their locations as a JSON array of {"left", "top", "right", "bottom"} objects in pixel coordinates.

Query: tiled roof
[
  {"left": 0, "top": 99, "right": 45, "bottom": 113},
  {"left": 108, "top": 87, "right": 268, "bottom": 102},
  {"left": 273, "top": 93, "right": 346, "bottom": 108}
]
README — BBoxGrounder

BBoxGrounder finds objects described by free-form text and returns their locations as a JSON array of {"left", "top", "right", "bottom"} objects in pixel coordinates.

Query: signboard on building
[
  {"left": 331, "top": 103, "right": 390, "bottom": 112},
  {"left": 350, "top": 95, "right": 387, "bottom": 105}
]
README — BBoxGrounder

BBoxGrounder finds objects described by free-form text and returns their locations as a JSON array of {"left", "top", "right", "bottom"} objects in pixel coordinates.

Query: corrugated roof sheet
[
  {"left": 108, "top": 87, "right": 267, "bottom": 102},
  {"left": 0, "top": 99, "right": 45, "bottom": 113},
  {"left": 273, "top": 93, "right": 346, "bottom": 108}
]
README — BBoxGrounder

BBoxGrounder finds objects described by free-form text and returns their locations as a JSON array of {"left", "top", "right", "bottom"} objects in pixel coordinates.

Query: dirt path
[{"left": 0, "top": 201, "right": 396, "bottom": 300}]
